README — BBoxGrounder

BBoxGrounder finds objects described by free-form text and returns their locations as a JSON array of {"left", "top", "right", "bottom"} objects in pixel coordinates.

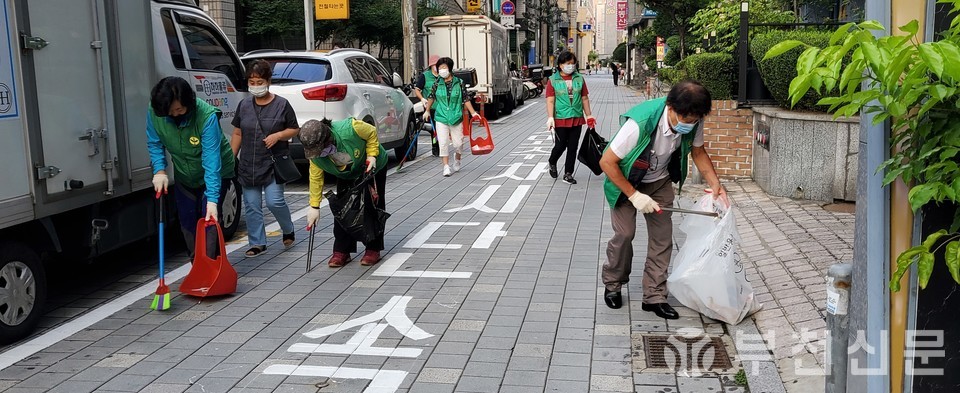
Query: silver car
[{"left": 241, "top": 49, "right": 419, "bottom": 162}]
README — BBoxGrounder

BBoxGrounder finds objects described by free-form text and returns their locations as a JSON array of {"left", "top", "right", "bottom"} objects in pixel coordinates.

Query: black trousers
[
  {"left": 549, "top": 125, "right": 582, "bottom": 175},
  {"left": 174, "top": 179, "right": 229, "bottom": 259},
  {"left": 613, "top": 73, "right": 619, "bottom": 86},
  {"left": 333, "top": 168, "right": 387, "bottom": 253}
]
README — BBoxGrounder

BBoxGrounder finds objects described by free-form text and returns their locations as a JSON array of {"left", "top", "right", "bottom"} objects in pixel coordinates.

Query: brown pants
[{"left": 603, "top": 177, "right": 675, "bottom": 303}]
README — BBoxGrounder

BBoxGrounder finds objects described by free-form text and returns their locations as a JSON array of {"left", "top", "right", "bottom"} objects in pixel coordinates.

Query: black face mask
[{"left": 169, "top": 112, "right": 189, "bottom": 125}]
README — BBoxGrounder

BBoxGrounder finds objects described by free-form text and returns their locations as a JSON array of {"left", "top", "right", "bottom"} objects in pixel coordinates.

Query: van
[{"left": 0, "top": 0, "right": 247, "bottom": 344}]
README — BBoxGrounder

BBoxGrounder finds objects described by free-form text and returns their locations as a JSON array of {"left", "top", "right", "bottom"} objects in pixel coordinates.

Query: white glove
[
  {"left": 306, "top": 207, "right": 320, "bottom": 230},
  {"left": 546, "top": 117, "right": 555, "bottom": 130},
  {"left": 152, "top": 172, "right": 168, "bottom": 195},
  {"left": 365, "top": 156, "right": 376, "bottom": 173},
  {"left": 628, "top": 191, "right": 660, "bottom": 214},
  {"left": 422, "top": 111, "right": 431, "bottom": 121},
  {"left": 205, "top": 202, "right": 218, "bottom": 222}
]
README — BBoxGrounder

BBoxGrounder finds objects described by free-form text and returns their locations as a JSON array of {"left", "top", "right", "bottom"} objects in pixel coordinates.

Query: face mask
[
  {"left": 169, "top": 113, "right": 188, "bottom": 125},
  {"left": 562, "top": 64, "right": 576, "bottom": 74},
  {"left": 671, "top": 112, "right": 697, "bottom": 134},
  {"left": 438, "top": 69, "right": 450, "bottom": 78},
  {"left": 318, "top": 144, "right": 337, "bottom": 157},
  {"left": 250, "top": 84, "right": 269, "bottom": 98},
  {"left": 328, "top": 151, "right": 353, "bottom": 166}
]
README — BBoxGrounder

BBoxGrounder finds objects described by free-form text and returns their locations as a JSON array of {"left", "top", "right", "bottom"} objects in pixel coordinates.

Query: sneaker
[
  {"left": 453, "top": 160, "right": 461, "bottom": 173},
  {"left": 443, "top": 165, "right": 452, "bottom": 177},
  {"left": 549, "top": 164, "right": 558, "bottom": 179},
  {"left": 563, "top": 173, "right": 577, "bottom": 185},
  {"left": 361, "top": 250, "right": 382, "bottom": 266},
  {"left": 328, "top": 251, "right": 351, "bottom": 268}
]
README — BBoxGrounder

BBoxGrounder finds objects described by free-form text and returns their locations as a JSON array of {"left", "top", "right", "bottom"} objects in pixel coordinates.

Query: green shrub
[
  {"left": 685, "top": 52, "right": 735, "bottom": 100},
  {"left": 751, "top": 30, "right": 833, "bottom": 110}
]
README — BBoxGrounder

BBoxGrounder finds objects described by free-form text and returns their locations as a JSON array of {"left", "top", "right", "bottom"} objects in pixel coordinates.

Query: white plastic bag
[{"left": 667, "top": 195, "right": 763, "bottom": 325}]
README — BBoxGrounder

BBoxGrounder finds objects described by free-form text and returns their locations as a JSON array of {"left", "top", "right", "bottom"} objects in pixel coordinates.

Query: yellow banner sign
[
  {"left": 467, "top": 0, "right": 481, "bottom": 13},
  {"left": 316, "top": 0, "right": 349, "bottom": 20}
]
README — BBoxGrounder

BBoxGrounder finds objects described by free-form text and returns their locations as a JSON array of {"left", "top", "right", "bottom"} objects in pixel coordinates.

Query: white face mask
[
  {"left": 250, "top": 84, "right": 269, "bottom": 98},
  {"left": 438, "top": 68, "right": 450, "bottom": 78},
  {"left": 562, "top": 64, "right": 576, "bottom": 74}
]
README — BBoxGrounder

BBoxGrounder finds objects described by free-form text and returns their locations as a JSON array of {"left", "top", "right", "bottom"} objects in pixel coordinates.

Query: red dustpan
[
  {"left": 464, "top": 114, "right": 494, "bottom": 155},
  {"left": 180, "top": 219, "right": 237, "bottom": 298}
]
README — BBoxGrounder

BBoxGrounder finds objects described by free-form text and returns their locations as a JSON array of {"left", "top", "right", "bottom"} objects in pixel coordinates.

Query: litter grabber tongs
[{"left": 657, "top": 206, "right": 720, "bottom": 217}]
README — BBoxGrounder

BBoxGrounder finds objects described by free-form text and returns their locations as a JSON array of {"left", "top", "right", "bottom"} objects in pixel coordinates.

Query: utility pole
[
  {"left": 566, "top": 0, "right": 573, "bottom": 55},
  {"left": 402, "top": 0, "right": 418, "bottom": 81},
  {"left": 303, "top": 0, "right": 314, "bottom": 50}
]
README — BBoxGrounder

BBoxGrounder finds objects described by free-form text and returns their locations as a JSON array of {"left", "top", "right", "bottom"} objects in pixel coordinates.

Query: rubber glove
[
  {"left": 205, "top": 202, "right": 218, "bottom": 222},
  {"left": 306, "top": 207, "right": 320, "bottom": 230},
  {"left": 546, "top": 117, "right": 555, "bottom": 130},
  {"left": 152, "top": 172, "right": 168, "bottom": 195},
  {"left": 365, "top": 156, "right": 376, "bottom": 173},
  {"left": 628, "top": 191, "right": 660, "bottom": 214}
]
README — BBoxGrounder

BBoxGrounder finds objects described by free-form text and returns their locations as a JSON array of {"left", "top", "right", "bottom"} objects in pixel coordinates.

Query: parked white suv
[{"left": 241, "top": 49, "right": 418, "bottom": 162}]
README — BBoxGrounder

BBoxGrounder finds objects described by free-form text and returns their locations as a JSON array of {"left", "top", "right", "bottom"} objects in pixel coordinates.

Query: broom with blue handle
[{"left": 150, "top": 191, "right": 171, "bottom": 311}]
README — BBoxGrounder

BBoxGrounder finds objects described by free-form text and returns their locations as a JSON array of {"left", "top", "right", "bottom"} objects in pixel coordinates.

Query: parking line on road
[{"left": 0, "top": 153, "right": 432, "bottom": 372}]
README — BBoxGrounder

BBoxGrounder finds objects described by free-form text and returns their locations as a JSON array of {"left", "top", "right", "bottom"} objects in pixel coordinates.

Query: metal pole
[
  {"left": 826, "top": 263, "right": 852, "bottom": 393},
  {"left": 304, "top": 0, "right": 314, "bottom": 50},
  {"left": 737, "top": 1, "right": 748, "bottom": 102},
  {"left": 402, "top": 0, "right": 418, "bottom": 81}
]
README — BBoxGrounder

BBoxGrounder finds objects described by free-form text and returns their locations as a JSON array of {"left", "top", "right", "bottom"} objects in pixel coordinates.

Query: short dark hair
[
  {"left": 150, "top": 76, "right": 196, "bottom": 116},
  {"left": 666, "top": 80, "right": 712, "bottom": 118},
  {"left": 436, "top": 57, "right": 455, "bottom": 70},
  {"left": 245, "top": 59, "right": 273, "bottom": 81},
  {"left": 557, "top": 51, "right": 577, "bottom": 66}
]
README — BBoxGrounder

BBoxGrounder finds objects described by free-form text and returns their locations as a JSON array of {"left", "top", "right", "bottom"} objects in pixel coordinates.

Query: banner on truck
[
  {"left": 0, "top": 1, "right": 19, "bottom": 119},
  {"left": 315, "top": 0, "right": 349, "bottom": 19},
  {"left": 616, "top": 1, "right": 627, "bottom": 31}
]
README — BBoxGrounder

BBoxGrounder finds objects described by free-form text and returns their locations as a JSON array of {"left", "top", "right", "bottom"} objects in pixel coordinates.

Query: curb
[{"left": 732, "top": 316, "right": 788, "bottom": 393}]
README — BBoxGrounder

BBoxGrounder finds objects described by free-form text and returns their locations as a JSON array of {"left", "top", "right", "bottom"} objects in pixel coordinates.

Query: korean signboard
[
  {"left": 616, "top": 1, "right": 627, "bottom": 31},
  {"left": 315, "top": 0, "right": 349, "bottom": 20}
]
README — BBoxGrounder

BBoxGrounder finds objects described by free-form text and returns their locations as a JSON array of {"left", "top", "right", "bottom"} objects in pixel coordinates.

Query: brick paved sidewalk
[{"left": 0, "top": 75, "right": 853, "bottom": 393}]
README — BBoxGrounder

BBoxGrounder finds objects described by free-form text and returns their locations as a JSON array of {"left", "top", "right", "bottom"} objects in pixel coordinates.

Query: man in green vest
[
  {"left": 415, "top": 54, "right": 441, "bottom": 156},
  {"left": 598, "top": 80, "right": 730, "bottom": 319},
  {"left": 146, "top": 76, "right": 236, "bottom": 259},
  {"left": 300, "top": 118, "right": 388, "bottom": 267}
]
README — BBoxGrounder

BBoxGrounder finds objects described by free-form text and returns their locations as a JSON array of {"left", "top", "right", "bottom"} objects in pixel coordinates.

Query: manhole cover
[{"left": 643, "top": 334, "right": 733, "bottom": 371}]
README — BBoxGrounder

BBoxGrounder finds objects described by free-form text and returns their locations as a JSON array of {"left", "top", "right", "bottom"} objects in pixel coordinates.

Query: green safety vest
[
  {"left": 550, "top": 72, "right": 585, "bottom": 119},
  {"left": 310, "top": 118, "right": 387, "bottom": 179},
  {"left": 602, "top": 97, "right": 696, "bottom": 208},
  {"left": 422, "top": 70, "right": 438, "bottom": 97},
  {"left": 147, "top": 98, "right": 235, "bottom": 188},
  {"left": 431, "top": 77, "right": 465, "bottom": 125}
]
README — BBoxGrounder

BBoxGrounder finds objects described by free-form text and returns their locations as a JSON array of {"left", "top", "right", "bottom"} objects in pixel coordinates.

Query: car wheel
[
  {"left": 517, "top": 89, "right": 525, "bottom": 106},
  {"left": 220, "top": 178, "right": 242, "bottom": 240},
  {"left": 503, "top": 94, "right": 515, "bottom": 115},
  {"left": 395, "top": 115, "right": 418, "bottom": 160},
  {"left": 0, "top": 241, "right": 46, "bottom": 345}
]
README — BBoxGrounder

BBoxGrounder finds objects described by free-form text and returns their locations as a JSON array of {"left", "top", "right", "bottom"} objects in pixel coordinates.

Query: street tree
[
  {"left": 639, "top": 0, "right": 710, "bottom": 60},
  {"left": 241, "top": 0, "right": 303, "bottom": 49}
]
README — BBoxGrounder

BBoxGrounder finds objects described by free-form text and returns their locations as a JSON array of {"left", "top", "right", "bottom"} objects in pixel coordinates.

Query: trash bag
[
  {"left": 667, "top": 195, "right": 762, "bottom": 324},
  {"left": 180, "top": 219, "right": 237, "bottom": 298},
  {"left": 327, "top": 176, "right": 390, "bottom": 244},
  {"left": 577, "top": 127, "right": 608, "bottom": 175}
]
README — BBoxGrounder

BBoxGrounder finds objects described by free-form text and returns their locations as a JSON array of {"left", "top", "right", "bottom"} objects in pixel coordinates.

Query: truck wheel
[
  {"left": 485, "top": 98, "right": 501, "bottom": 121},
  {"left": 503, "top": 94, "right": 515, "bottom": 115},
  {"left": 220, "top": 178, "right": 242, "bottom": 240},
  {"left": 395, "top": 115, "right": 418, "bottom": 160},
  {"left": 0, "top": 242, "right": 46, "bottom": 345}
]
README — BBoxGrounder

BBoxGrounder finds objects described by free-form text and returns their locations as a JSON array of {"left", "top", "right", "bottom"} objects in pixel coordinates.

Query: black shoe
[
  {"left": 604, "top": 289, "right": 622, "bottom": 309},
  {"left": 563, "top": 173, "right": 577, "bottom": 185},
  {"left": 282, "top": 232, "right": 295, "bottom": 247},
  {"left": 641, "top": 302, "right": 680, "bottom": 319},
  {"left": 549, "top": 164, "right": 558, "bottom": 179}
]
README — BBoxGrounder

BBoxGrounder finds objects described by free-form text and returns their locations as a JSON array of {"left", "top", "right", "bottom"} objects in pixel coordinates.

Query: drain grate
[{"left": 643, "top": 334, "right": 733, "bottom": 371}]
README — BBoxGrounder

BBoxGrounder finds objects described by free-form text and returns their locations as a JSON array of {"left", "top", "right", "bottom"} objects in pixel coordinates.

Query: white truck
[
  {"left": 421, "top": 15, "right": 524, "bottom": 120},
  {"left": 0, "top": 0, "right": 247, "bottom": 344}
]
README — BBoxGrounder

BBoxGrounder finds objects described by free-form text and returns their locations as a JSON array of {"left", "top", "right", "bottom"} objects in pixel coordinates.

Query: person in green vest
[
  {"left": 300, "top": 118, "right": 388, "bottom": 267},
  {"left": 598, "top": 80, "right": 730, "bottom": 319},
  {"left": 545, "top": 51, "right": 596, "bottom": 185},
  {"left": 146, "top": 76, "right": 236, "bottom": 259},
  {"left": 423, "top": 57, "right": 481, "bottom": 177},
  {"left": 415, "top": 54, "right": 441, "bottom": 156}
]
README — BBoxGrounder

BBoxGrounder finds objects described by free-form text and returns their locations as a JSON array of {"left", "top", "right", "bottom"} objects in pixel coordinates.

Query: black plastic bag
[
  {"left": 577, "top": 127, "right": 608, "bottom": 176},
  {"left": 326, "top": 176, "right": 390, "bottom": 244}
]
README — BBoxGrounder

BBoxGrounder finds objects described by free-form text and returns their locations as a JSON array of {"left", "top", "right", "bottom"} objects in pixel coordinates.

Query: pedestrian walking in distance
[
  {"left": 610, "top": 62, "right": 620, "bottom": 86},
  {"left": 598, "top": 80, "right": 730, "bottom": 319},
  {"left": 146, "top": 76, "right": 236, "bottom": 259},
  {"left": 423, "top": 57, "right": 481, "bottom": 177},
  {"left": 229, "top": 59, "right": 299, "bottom": 257},
  {"left": 545, "top": 51, "right": 595, "bottom": 185},
  {"left": 301, "top": 118, "right": 388, "bottom": 267}
]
